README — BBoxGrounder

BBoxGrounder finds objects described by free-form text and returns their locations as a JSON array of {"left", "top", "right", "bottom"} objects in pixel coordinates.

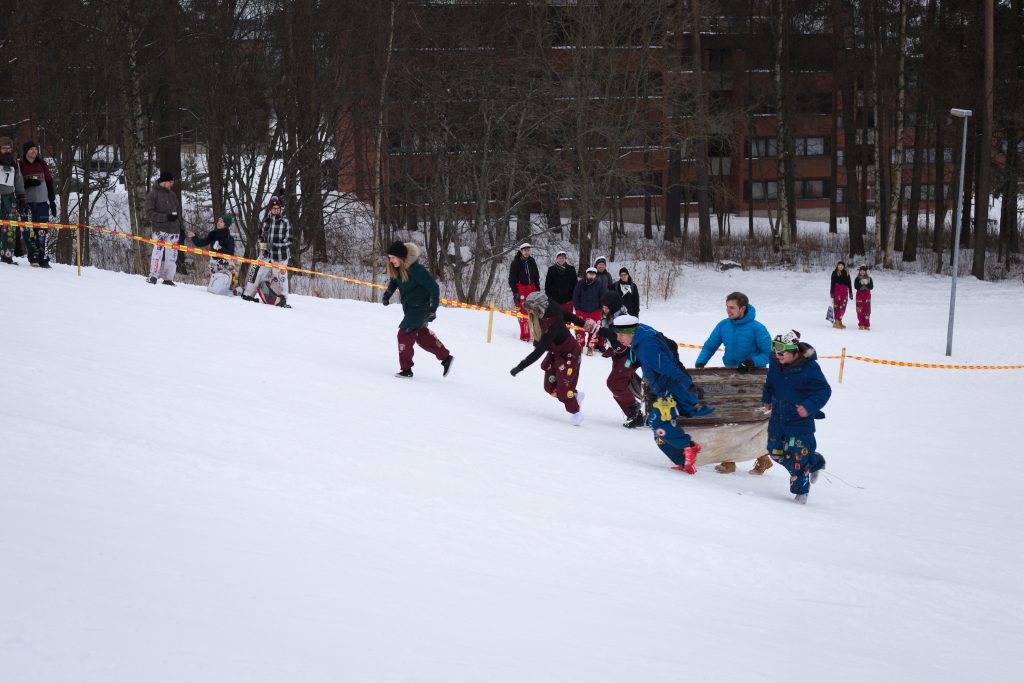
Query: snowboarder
[
  {"left": 18, "top": 141, "right": 56, "bottom": 268},
  {"left": 762, "top": 330, "right": 832, "bottom": 504},
  {"left": 0, "top": 137, "right": 26, "bottom": 265},
  {"left": 508, "top": 242, "right": 540, "bottom": 341},
  {"left": 187, "top": 215, "right": 238, "bottom": 296},
  {"left": 612, "top": 315, "right": 714, "bottom": 473},
  {"left": 615, "top": 267, "right": 640, "bottom": 317},
  {"left": 145, "top": 171, "right": 182, "bottom": 285},
  {"left": 597, "top": 290, "right": 644, "bottom": 428},
  {"left": 544, "top": 250, "right": 578, "bottom": 315},
  {"left": 694, "top": 291, "right": 774, "bottom": 474},
  {"left": 572, "top": 266, "right": 605, "bottom": 355},
  {"left": 509, "top": 291, "right": 589, "bottom": 426},
  {"left": 829, "top": 261, "right": 853, "bottom": 329},
  {"left": 593, "top": 256, "right": 614, "bottom": 291},
  {"left": 854, "top": 265, "right": 873, "bottom": 330},
  {"left": 383, "top": 241, "right": 454, "bottom": 379},
  {"left": 241, "top": 197, "right": 291, "bottom": 307}
]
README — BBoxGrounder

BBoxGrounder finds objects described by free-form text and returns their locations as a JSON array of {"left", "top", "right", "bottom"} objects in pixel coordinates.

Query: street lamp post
[{"left": 945, "top": 108, "right": 972, "bottom": 357}]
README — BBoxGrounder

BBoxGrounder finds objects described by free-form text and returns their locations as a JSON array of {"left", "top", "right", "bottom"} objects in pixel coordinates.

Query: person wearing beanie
[
  {"left": 383, "top": 241, "right": 454, "bottom": 379},
  {"left": 762, "top": 330, "right": 831, "bottom": 504},
  {"left": 854, "top": 266, "right": 874, "bottom": 330},
  {"left": 693, "top": 291, "right": 774, "bottom": 474},
  {"left": 510, "top": 290, "right": 591, "bottom": 426},
  {"left": 612, "top": 315, "right": 714, "bottom": 473},
  {"left": 17, "top": 141, "right": 56, "bottom": 267},
  {"left": 144, "top": 170, "right": 182, "bottom": 285},
  {"left": 187, "top": 215, "right": 238, "bottom": 295},
  {"left": 241, "top": 197, "right": 292, "bottom": 307},
  {"left": 544, "top": 250, "right": 578, "bottom": 315},
  {"left": 593, "top": 256, "right": 613, "bottom": 291},
  {"left": 616, "top": 267, "right": 640, "bottom": 317},
  {"left": 596, "top": 289, "right": 644, "bottom": 428},
  {"left": 572, "top": 266, "right": 604, "bottom": 354},
  {"left": 0, "top": 137, "right": 27, "bottom": 265},
  {"left": 829, "top": 261, "right": 853, "bottom": 329},
  {"left": 508, "top": 243, "right": 540, "bottom": 342}
]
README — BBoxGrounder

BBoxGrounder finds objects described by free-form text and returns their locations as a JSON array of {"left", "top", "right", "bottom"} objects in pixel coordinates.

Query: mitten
[
  {"left": 695, "top": 363, "right": 706, "bottom": 369},
  {"left": 258, "top": 241, "right": 268, "bottom": 252},
  {"left": 510, "top": 365, "right": 522, "bottom": 377},
  {"left": 382, "top": 291, "right": 392, "bottom": 306},
  {"left": 583, "top": 318, "right": 599, "bottom": 334},
  {"left": 427, "top": 309, "right": 437, "bottom": 323},
  {"left": 17, "top": 197, "right": 28, "bottom": 214}
]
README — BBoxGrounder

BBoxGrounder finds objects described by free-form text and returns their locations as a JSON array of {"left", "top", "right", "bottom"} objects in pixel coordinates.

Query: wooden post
[
  {"left": 486, "top": 302, "right": 496, "bottom": 343},
  {"left": 838, "top": 346, "right": 847, "bottom": 384},
  {"left": 76, "top": 224, "right": 82, "bottom": 277}
]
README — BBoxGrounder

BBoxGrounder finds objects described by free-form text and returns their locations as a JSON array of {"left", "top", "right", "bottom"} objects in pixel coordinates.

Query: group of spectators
[
  {"left": 0, "top": 137, "right": 58, "bottom": 267},
  {"left": 508, "top": 243, "right": 640, "bottom": 355}
]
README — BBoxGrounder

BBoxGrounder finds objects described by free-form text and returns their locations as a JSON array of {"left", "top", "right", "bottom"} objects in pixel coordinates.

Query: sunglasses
[{"left": 772, "top": 340, "right": 798, "bottom": 353}]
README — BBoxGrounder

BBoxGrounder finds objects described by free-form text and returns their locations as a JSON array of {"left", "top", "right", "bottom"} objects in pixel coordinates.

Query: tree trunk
[
  {"left": 883, "top": 0, "right": 908, "bottom": 268},
  {"left": 772, "top": 0, "right": 792, "bottom": 261},
  {"left": 665, "top": 144, "right": 681, "bottom": 241},
  {"left": 370, "top": 1, "right": 398, "bottom": 300},
  {"left": 691, "top": 0, "right": 714, "bottom": 262},
  {"left": 972, "top": 0, "right": 993, "bottom": 279}
]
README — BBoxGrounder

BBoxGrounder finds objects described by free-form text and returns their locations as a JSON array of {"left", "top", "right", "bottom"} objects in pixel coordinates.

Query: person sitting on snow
[
  {"left": 762, "top": 330, "right": 831, "bottom": 505},
  {"left": 612, "top": 315, "right": 714, "bottom": 474},
  {"left": 694, "top": 291, "right": 774, "bottom": 475},
  {"left": 187, "top": 215, "right": 238, "bottom": 296}
]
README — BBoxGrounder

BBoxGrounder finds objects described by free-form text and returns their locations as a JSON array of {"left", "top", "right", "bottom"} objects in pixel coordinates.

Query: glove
[
  {"left": 382, "top": 291, "right": 392, "bottom": 306},
  {"left": 583, "top": 318, "right": 599, "bottom": 334},
  {"left": 258, "top": 241, "right": 268, "bottom": 252},
  {"left": 166, "top": 212, "right": 178, "bottom": 222},
  {"left": 694, "top": 363, "right": 706, "bottom": 369},
  {"left": 690, "top": 385, "right": 705, "bottom": 401},
  {"left": 737, "top": 359, "right": 754, "bottom": 374},
  {"left": 688, "top": 402, "right": 715, "bottom": 418},
  {"left": 510, "top": 366, "right": 523, "bottom": 377},
  {"left": 427, "top": 309, "right": 437, "bottom": 323},
  {"left": 48, "top": 201, "right": 57, "bottom": 217},
  {"left": 24, "top": 177, "right": 41, "bottom": 188},
  {"left": 600, "top": 347, "right": 614, "bottom": 358}
]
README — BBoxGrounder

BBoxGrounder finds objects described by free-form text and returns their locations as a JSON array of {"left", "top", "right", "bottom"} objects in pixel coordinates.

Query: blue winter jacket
[
  {"left": 761, "top": 344, "right": 832, "bottom": 434},
  {"left": 694, "top": 304, "right": 773, "bottom": 368},
  {"left": 572, "top": 279, "right": 604, "bottom": 313},
  {"left": 628, "top": 324, "right": 700, "bottom": 414}
]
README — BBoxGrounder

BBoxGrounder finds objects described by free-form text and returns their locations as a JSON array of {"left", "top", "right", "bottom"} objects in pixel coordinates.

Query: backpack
[{"left": 654, "top": 332, "right": 687, "bottom": 373}]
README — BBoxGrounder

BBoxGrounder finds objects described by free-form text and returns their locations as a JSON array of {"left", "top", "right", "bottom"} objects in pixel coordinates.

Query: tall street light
[{"left": 946, "top": 108, "right": 972, "bottom": 356}]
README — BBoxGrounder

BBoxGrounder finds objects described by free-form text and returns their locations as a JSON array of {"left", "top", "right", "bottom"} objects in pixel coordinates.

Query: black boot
[
  {"left": 395, "top": 369, "right": 413, "bottom": 378},
  {"left": 161, "top": 280, "right": 176, "bottom": 286},
  {"left": 1, "top": 254, "right": 17, "bottom": 265},
  {"left": 441, "top": 355, "right": 454, "bottom": 377},
  {"left": 622, "top": 404, "right": 645, "bottom": 428},
  {"left": 147, "top": 276, "right": 157, "bottom": 284}
]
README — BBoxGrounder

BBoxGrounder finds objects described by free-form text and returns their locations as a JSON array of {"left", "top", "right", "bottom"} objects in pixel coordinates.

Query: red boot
[{"left": 671, "top": 442, "right": 701, "bottom": 475}]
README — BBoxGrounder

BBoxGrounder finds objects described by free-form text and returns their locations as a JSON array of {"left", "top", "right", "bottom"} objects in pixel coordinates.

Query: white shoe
[
  {"left": 571, "top": 411, "right": 584, "bottom": 426},
  {"left": 794, "top": 494, "right": 808, "bottom": 505},
  {"left": 576, "top": 391, "right": 585, "bottom": 405},
  {"left": 810, "top": 470, "right": 821, "bottom": 484}
]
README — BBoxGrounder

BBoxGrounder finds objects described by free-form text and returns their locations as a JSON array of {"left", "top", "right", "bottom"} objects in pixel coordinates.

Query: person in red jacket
[{"left": 508, "top": 243, "right": 540, "bottom": 341}]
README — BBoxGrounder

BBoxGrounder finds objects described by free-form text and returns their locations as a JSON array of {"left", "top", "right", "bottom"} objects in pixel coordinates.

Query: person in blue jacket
[
  {"left": 762, "top": 330, "right": 832, "bottom": 504},
  {"left": 612, "top": 315, "right": 714, "bottom": 474},
  {"left": 694, "top": 291, "right": 774, "bottom": 474}
]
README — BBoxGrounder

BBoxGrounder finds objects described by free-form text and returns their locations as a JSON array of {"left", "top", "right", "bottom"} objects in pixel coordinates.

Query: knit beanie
[
  {"left": 602, "top": 289, "right": 624, "bottom": 312},
  {"left": 619, "top": 267, "right": 630, "bottom": 276},
  {"left": 157, "top": 170, "right": 175, "bottom": 183},
  {"left": 22, "top": 140, "right": 38, "bottom": 155},
  {"left": 219, "top": 215, "right": 233, "bottom": 228},
  {"left": 387, "top": 241, "right": 409, "bottom": 259},
  {"left": 523, "top": 290, "right": 549, "bottom": 314}
]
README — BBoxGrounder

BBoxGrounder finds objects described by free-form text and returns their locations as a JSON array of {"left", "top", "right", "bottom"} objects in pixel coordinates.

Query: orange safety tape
[{"left": 8, "top": 220, "right": 1022, "bottom": 370}]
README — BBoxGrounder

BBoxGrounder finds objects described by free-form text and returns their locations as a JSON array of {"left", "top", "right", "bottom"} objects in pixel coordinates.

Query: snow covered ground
[{"left": 2, "top": 262, "right": 1022, "bottom": 682}]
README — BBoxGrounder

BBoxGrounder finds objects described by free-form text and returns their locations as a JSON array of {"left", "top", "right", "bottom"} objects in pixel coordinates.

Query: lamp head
[{"left": 950, "top": 108, "right": 973, "bottom": 118}]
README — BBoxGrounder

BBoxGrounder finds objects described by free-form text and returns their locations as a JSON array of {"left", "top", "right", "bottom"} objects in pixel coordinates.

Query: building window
[
  {"left": 801, "top": 179, "right": 829, "bottom": 199},
  {"left": 901, "top": 148, "right": 954, "bottom": 164},
  {"left": 746, "top": 138, "right": 778, "bottom": 158},
  {"left": 795, "top": 136, "right": 828, "bottom": 156},
  {"left": 837, "top": 149, "right": 845, "bottom": 166},
  {"left": 836, "top": 186, "right": 846, "bottom": 204},
  {"left": 744, "top": 180, "right": 778, "bottom": 200},
  {"left": 902, "top": 184, "right": 950, "bottom": 201}
]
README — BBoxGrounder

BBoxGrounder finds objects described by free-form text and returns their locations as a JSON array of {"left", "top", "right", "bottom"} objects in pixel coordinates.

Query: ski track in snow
[{"left": 1, "top": 263, "right": 1022, "bottom": 682}]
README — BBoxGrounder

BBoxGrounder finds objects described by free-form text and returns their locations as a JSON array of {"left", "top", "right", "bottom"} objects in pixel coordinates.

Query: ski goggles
[{"left": 772, "top": 340, "right": 799, "bottom": 353}]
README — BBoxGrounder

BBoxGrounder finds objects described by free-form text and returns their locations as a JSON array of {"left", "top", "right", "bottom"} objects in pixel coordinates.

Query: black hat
[
  {"left": 22, "top": 140, "right": 38, "bottom": 155},
  {"left": 619, "top": 267, "right": 630, "bottom": 276},
  {"left": 158, "top": 171, "right": 175, "bottom": 183},
  {"left": 602, "top": 289, "right": 624, "bottom": 311},
  {"left": 387, "top": 241, "right": 408, "bottom": 259}
]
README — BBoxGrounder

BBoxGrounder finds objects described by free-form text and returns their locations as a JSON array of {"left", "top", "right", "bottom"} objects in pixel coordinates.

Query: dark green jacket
[{"left": 386, "top": 242, "right": 440, "bottom": 330}]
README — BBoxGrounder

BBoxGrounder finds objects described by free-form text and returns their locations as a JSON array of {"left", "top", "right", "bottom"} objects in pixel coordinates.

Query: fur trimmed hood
[{"left": 400, "top": 241, "right": 421, "bottom": 268}]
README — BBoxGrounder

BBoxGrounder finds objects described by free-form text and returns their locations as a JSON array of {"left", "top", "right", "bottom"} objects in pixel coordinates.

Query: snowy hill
[{"left": 2, "top": 263, "right": 1022, "bottom": 682}]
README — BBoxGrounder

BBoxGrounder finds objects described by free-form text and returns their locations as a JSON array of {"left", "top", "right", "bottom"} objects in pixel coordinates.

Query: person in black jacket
[
  {"left": 508, "top": 243, "right": 541, "bottom": 341},
  {"left": 614, "top": 267, "right": 640, "bottom": 317},
  {"left": 510, "top": 291, "right": 593, "bottom": 426},
  {"left": 544, "top": 250, "right": 578, "bottom": 314},
  {"left": 593, "top": 256, "right": 614, "bottom": 291},
  {"left": 187, "top": 215, "right": 238, "bottom": 295},
  {"left": 854, "top": 265, "right": 874, "bottom": 330},
  {"left": 829, "top": 261, "right": 853, "bottom": 329},
  {"left": 573, "top": 267, "right": 605, "bottom": 354}
]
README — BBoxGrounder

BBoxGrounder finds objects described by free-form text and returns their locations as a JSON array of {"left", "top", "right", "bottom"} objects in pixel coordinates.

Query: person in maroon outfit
[
  {"left": 508, "top": 243, "right": 540, "bottom": 341},
  {"left": 829, "top": 261, "right": 853, "bottom": 329},
  {"left": 597, "top": 289, "right": 644, "bottom": 428},
  {"left": 510, "top": 291, "right": 592, "bottom": 426}
]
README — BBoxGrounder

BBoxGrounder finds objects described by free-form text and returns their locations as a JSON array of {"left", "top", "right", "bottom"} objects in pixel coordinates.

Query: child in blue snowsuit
[
  {"left": 762, "top": 330, "right": 832, "bottom": 504},
  {"left": 613, "top": 316, "right": 714, "bottom": 474}
]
